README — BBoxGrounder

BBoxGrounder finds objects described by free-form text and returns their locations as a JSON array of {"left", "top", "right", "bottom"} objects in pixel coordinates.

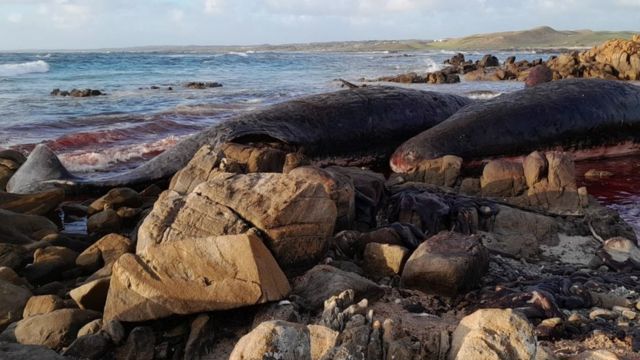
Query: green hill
[{"left": 429, "top": 26, "right": 636, "bottom": 51}]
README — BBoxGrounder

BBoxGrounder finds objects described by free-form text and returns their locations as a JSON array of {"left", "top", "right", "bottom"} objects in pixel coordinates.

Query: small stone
[
  {"left": 88, "top": 188, "right": 142, "bottom": 215},
  {"left": 567, "top": 312, "right": 587, "bottom": 324},
  {"left": 87, "top": 209, "right": 121, "bottom": 235},
  {"left": 589, "top": 308, "right": 618, "bottom": 320},
  {"left": 621, "top": 310, "right": 637, "bottom": 320},
  {"left": 77, "top": 319, "right": 103, "bottom": 337}
]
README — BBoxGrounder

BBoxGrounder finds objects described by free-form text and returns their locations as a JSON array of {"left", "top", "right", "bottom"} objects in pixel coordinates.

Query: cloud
[
  {"left": 204, "top": 0, "right": 223, "bottom": 14},
  {"left": 7, "top": 12, "right": 22, "bottom": 23},
  {"left": 169, "top": 8, "right": 185, "bottom": 23}
]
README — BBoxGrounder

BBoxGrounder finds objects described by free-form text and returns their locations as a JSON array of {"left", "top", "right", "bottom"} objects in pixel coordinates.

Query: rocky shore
[
  {"left": 1, "top": 128, "right": 639, "bottom": 360},
  {"left": 375, "top": 35, "right": 640, "bottom": 85}
]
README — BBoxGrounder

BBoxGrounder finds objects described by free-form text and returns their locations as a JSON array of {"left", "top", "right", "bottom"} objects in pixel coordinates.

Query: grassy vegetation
[{"left": 428, "top": 26, "right": 636, "bottom": 51}]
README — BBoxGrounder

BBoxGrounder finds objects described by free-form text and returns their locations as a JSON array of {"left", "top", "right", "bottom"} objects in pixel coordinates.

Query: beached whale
[
  {"left": 390, "top": 78, "right": 640, "bottom": 173},
  {"left": 8, "top": 86, "right": 471, "bottom": 194}
]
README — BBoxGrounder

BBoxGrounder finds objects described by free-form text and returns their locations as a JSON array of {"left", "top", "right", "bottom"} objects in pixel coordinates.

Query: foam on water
[
  {"left": 0, "top": 60, "right": 50, "bottom": 77},
  {"left": 60, "top": 135, "right": 185, "bottom": 173}
]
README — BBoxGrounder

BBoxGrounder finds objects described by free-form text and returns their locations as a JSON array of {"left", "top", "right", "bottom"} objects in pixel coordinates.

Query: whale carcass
[
  {"left": 8, "top": 86, "right": 471, "bottom": 193},
  {"left": 391, "top": 79, "right": 640, "bottom": 173}
]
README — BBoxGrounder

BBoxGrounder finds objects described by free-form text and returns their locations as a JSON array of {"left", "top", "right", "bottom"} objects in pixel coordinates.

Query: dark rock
[
  {"left": 401, "top": 231, "right": 489, "bottom": 296},
  {"left": 62, "top": 332, "right": 111, "bottom": 359},
  {"left": 525, "top": 64, "right": 553, "bottom": 87},
  {"left": 292, "top": 265, "right": 383, "bottom": 310},
  {"left": 185, "top": 82, "right": 223, "bottom": 89},
  {"left": 0, "top": 341, "right": 65, "bottom": 359},
  {"left": 0, "top": 244, "right": 26, "bottom": 269},
  {"left": 87, "top": 209, "right": 122, "bottom": 235},
  {"left": 479, "top": 54, "right": 500, "bottom": 67},
  {"left": 115, "top": 326, "right": 155, "bottom": 360},
  {"left": 184, "top": 314, "right": 216, "bottom": 360}
]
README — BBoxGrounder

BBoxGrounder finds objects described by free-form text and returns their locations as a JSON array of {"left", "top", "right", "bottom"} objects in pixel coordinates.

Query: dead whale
[
  {"left": 391, "top": 79, "right": 640, "bottom": 173},
  {"left": 8, "top": 86, "right": 471, "bottom": 194}
]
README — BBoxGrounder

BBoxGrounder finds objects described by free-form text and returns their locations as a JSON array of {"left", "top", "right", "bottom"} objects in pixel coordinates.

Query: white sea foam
[
  {"left": 227, "top": 51, "right": 249, "bottom": 57},
  {"left": 59, "top": 136, "right": 184, "bottom": 172},
  {"left": 424, "top": 58, "right": 444, "bottom": 73},
  {"left": 465, "top": 91, "right": 503, "bottom": 100},
  {"left": 0, "top": 60, "right": 50, "bottom": 77}
]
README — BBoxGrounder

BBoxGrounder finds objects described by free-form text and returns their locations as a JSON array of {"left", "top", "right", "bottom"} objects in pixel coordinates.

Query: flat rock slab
[{"left": 104, "top": 232, "right": 291, "bottom": 322}]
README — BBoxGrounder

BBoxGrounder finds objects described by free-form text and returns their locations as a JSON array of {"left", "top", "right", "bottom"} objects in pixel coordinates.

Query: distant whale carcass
[
  {"left": 8, "top": 86, "right": 471, "bottom": 194},
  {"left": 391, "top": 79, "right": 640, "bottom": 173}
]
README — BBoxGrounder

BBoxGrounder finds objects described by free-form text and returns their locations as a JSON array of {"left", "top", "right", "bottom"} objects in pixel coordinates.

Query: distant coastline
[{"left": 1, "top": 26, "right": 636, "bottom": 53}]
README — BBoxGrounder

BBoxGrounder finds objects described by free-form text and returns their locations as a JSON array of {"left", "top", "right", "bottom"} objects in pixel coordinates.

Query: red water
[{"left": 575, "top": 156, "right": 640, "bottom": 238}]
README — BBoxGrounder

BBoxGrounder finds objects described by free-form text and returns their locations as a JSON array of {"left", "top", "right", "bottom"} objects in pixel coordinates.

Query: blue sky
[{"left": 1, "top": 0, "right": 639, "bottom": 50}]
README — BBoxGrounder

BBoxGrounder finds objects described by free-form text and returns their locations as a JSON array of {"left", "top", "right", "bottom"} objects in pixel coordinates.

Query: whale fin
[{"left": 7, "top": 144, "right": 76, "bottom": 194}]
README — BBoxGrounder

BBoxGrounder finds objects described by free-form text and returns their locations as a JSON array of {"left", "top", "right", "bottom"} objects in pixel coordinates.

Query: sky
[{"left": 0, "top": 0, "right": 639, "bottom": 50}]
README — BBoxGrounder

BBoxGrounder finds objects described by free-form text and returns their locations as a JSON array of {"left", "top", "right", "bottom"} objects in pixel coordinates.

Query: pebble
[
  {"left": 636, "top": 301, "right": 640, "bottom": 311},
  {"left": 540, "top": 317, "right": 563, "bottom": 327},
  {"left": 589, "top": 308, "right": 618, "bottom": 320},
  {"left": 568, "top": 313, "right": 587, "bottom": 324},
  {"left": 622, "top": 310, "right": 637, "bottom": 320}
]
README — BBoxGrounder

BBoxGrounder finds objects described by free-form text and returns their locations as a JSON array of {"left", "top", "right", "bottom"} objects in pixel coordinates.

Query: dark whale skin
[
  {"left": 8, "top": 86, "right": 471, "bottom": 194},
  {"left": 391, "top": 79, "right": 640, "bottom": 173}
]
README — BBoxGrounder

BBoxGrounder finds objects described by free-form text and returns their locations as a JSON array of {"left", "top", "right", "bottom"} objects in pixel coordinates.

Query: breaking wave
[{"left": 0, "top": 60, "right": 50, "bottom": 77}]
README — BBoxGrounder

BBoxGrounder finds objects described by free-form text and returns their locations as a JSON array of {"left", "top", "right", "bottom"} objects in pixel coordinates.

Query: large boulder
[
  {"left": 0, "top": 189, "right": 64, "bottom": 216},
  {"left": 289, "top": 166, "right": 356, "bottom": 231},
  {"left": 75, "top": 233, "right": 132, "bottom": 275},
  {"left": 0, "top": 209, "right": 58, "bottom": 245},
  {"left": 169, "top": 145, "right": 221, "bottom": 195},
  {"left": 230, "top": 321, "right": 338, "bottom": 360},
  {"left": 449, "top": 308, "right": 537, "bottom": 360},
  {"left": 401, "top": 231, "right": 489, "bottom": 296},
  {"left": 14, "top": 308, "right": 100, "bottom": 350},
  {"left": 521, "top": 151, "right": 586, "bottom": 214},
  {"left": 23, "top": 246, "right": 78, "bottom": 284},
  {"left": 325, "top": 167, "right": 385, "bottom": 231},
  {"left": 487, "top": 204, "right": 559, "bottom": 259},
  {"left": 141, "top": 172, "right": 336, "bottom": 269},
  {"left": 69, "top": 278, "right": 110, "bottom": 312},
  {"left": 402, "top": 155, "right": 463, "bottom": 187},
  {"left": 581, "top": 38, "right": 640, "bottom": 80},
  {"left": 22, "top": 295, "right": 64, "bottom": 319},
  {"left": 480, "top": 160, "right": 526, "bottom": 197},
  {"left": 103, "top": 232, "right": 291, "bottom": 322},
  {"left": 136, "top": 189, "right": 250, "bottom": 254},
  {"left": 0, "top": 280, "right": 32, "bottom": 331}
]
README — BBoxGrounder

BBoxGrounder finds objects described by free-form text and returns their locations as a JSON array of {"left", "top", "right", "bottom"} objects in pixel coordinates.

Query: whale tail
[{"left": 7, "top": 144, "right": 76, "bottom": 194}]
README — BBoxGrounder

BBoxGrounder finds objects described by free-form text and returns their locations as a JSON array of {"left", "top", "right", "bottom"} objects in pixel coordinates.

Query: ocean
[{"left": 0, "top": 50, "right": 638, "bottom": 234}]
